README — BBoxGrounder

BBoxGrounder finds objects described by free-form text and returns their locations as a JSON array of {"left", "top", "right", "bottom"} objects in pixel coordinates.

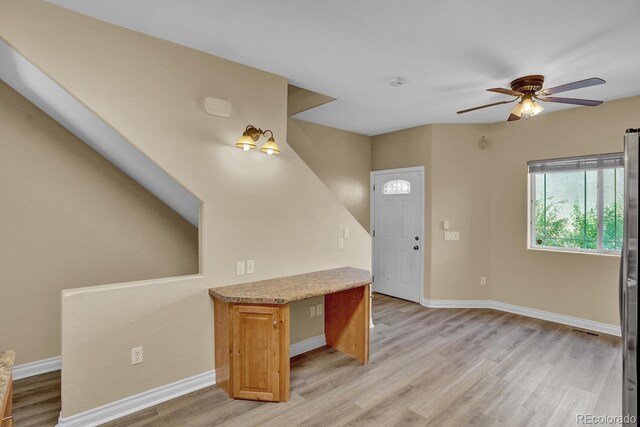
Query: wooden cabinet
[
  {"left": 210, "top": 269, "right": 371, "bottom": 404},
  {"left": 214, "top": 299, "right": 290, "bottom": 402}
]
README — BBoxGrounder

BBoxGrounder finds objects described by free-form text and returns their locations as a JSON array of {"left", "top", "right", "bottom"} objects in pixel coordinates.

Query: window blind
[{"left": 528, "top": 152, "right": 624, "bottom": 174}]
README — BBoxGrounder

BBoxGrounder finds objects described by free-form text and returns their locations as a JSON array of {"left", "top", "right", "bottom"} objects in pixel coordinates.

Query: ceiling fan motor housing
[{"left": 510, "top": 75, "right": 545, "bottom": 94}]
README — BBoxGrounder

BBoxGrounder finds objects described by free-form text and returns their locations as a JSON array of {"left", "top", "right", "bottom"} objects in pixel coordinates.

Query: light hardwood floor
[{"left": 13, "top": 293, "right": 622, "bottom": 426}]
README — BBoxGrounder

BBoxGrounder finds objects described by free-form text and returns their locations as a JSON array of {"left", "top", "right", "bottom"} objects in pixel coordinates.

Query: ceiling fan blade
[
  {"left": 487, "top": 87, "right": 523, "bottom": 97},
  {"left": 456, "top": 99, "right": 517, "bottom": 114},
  {"left": 538, "top": 97, "right": 603, "bottom": 106},
  {"left": 538, "top": 78, "right": 605, "bottom": 96},
  {"left": 507, "top": 113, "right": 521, "bottom": 122}
]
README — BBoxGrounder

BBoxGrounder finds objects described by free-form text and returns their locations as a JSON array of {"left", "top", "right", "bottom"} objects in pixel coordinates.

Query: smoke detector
[{"left": 386, "top": 77, "right": 407, "bottom": 87}]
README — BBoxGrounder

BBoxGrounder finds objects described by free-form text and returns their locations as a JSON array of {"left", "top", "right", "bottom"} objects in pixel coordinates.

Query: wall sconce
[{"left": 235, "top": 125, "right": 280, "bottom": 155}]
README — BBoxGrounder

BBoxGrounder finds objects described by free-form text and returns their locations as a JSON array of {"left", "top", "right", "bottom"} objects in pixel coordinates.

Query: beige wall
[
  {"left": 371, "top": 124, "right": 491, "bottom": 301},
  {"left": 488, "top": 96, "right": 640, "bottom": 325},
  {"left": 0, "top": 81, "right": 199, "bottom": 365},
  {"left": 430, "top": 124, "right": 491, "bottom": 301},
  {"left": 0, "top": 0, "right": 370, "bottom": 417},
  {"left": 288, "top": 118, "right": 371, "bottom": 230},
  {"left": 372, "top": 97, "right": 640, "bottom": 326},
  {"left": 371, "top": 126, "right": 432, "bottom": 297},
  {"left": 287, "top": 85, "right": 335, "bottom": 116}
]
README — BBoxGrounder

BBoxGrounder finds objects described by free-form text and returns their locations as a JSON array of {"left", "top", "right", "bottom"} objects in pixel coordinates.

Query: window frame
[{"left": 528, "top": 161, "right": 623, "bottom": 256}]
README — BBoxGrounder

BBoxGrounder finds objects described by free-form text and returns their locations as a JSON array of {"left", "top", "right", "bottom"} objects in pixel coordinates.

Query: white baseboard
[
  {"left": 56, "top": 336, "right": 326, "bottom": 427},
  {"left": 290, "top": 334, "right": 326, "bottom": 357},
  {"left": 57, "top": 370, "right": 215, "bottom": 427},
  {"left": 13, "top": 356, "right": 61, "bottom": 380},
  {"left": 422, "top": 299, "right": 491, "bottom": 309},
  {"left": 421, "top": 298, "right": 621, "bottom": 337}
]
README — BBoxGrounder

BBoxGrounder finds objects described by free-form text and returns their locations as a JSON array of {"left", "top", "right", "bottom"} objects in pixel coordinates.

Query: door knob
[{"left": 413, "top": 245, "right": 419, "bottom": 250}]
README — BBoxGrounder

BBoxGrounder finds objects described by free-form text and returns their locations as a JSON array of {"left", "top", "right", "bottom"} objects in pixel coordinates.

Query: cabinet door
[{"left": 231, "top": 305, "right": 282, "bottom": 401}]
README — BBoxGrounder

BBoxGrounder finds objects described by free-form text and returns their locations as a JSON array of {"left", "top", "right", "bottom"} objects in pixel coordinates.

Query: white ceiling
[{"left": 46, "top": 0, "right": 640, "bottom": 136}]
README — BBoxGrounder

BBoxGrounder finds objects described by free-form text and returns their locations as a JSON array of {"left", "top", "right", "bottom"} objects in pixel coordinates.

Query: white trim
[
  {"left": 422, "top": 299, "right": 491, "bottom": 309},
  {"left": 13, "top": 356, "right": 61, "bottom": 380},
  {"left": 289, "top": 334, "right": 326, "bottom": 357},
  {"left": 57, "top": 370, "right": 215, "bottom": 427},
  {"left": 56, "top": 335, "right": 328, "bottom": 427},
  {"left": 421, "top": 298, "right": 621, "bottom": 337},
  {"left": 370, "top": 166, "right": 425, "bottom": 304}
]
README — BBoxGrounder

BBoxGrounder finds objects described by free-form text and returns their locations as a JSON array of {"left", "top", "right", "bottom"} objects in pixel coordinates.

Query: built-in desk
[{"left": 209, "top": 266, "right": 371, "bottom": 402}]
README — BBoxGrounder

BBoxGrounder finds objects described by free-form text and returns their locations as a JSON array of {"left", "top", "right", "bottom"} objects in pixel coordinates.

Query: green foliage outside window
[{"left": 533, "top": 168, "right": 624, "bottom": 252}]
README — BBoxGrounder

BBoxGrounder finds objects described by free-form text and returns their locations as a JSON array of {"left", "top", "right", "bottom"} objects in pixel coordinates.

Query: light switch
[
  {"left": 338, "top": 238, "right": 345, "bottom": 250},
  {"left": 343, "top": 227, "right": 350, "bottom": 239},
  {"left": 310, "top": 306, "right": 316, "bottom": 317},
  {"left": 246, "top": 260, "right": 255, "bottom": 274},
  {"left": 236, "top": 261, "right": 245, "bottom": 275},
  {"left": 443, "top": 220, "right": 450, "bottom": 230},
  {"left": 316, "top": 303, "right": 323, "bottom": 316}
]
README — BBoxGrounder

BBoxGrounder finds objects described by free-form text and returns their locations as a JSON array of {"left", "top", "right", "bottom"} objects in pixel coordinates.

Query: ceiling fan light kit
[{"left": 457, "top": 75, "right": 605, "bottom": 122}]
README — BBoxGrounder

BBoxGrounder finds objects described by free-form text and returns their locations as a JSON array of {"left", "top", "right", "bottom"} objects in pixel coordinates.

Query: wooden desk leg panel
[
  {"left": 325, "top": 284, "right": 370, "bottom": 364},
  {"left": 213, "top": 298, "right": 232, "bottom": 397}
]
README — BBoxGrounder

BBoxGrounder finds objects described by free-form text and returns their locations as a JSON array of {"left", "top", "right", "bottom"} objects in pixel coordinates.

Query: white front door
[{"left": 372, "top": 168, "right": 423, "bottom": 302}]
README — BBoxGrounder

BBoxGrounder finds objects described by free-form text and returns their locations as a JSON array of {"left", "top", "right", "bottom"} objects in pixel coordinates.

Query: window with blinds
[{"left": 528, "top": 153, "right": 624, "bottom": 254}]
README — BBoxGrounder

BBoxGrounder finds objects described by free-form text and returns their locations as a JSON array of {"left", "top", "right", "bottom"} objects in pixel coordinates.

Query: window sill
[{"left": 527, "top": 247, "right": 621, "bottom": 258}]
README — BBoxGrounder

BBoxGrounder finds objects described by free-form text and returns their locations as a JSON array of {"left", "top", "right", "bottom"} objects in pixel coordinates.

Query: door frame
[{"left": 370, "top": 166, "right": 425, "bottom": 304}]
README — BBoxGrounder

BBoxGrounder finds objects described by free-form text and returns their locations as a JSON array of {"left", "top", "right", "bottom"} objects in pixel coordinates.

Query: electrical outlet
[
  {"left": 309, "top": 306, "right": 316, "bottom": 317},
  {"left": 246, "top": 260, "right": 255, "bottom": 274},
  {"left": 343, "top": 227, "right": 350, "bottom": 239},
  {"left": 316, "top": 303, "right": 323, "bottom": 316},
  {"left": 338, "top": 238, "right": 345, "bottom": 250},
  {"left": 480, "top": 277, "right": 487, "bottom": 286},
  {"left": 131, "top": 347, "right": 143, "bottom": 365},
  {"left": 236, "top": 261, "right": 245, "bottom": 275}
]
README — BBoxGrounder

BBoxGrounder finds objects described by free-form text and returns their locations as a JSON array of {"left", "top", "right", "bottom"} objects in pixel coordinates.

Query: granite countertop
[
  {"left": 0, "top": 350, "right": 15, "bottom": 409},
  {"left": 209, "top": 266, "right": 371, "bottom": 304}
]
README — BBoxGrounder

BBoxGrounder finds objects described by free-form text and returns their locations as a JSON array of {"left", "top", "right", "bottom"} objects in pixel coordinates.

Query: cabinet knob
[{"left": 273, "top": 320, "right": 277, "bottom": 328}]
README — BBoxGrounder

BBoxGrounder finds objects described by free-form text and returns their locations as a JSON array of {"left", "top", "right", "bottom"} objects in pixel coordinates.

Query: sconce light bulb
[
  {"left": 243, "top": 144, "right": 251, "bottom": 151},
  {"left": 266, "top": 148, "right": 274, "bottom": 155}
]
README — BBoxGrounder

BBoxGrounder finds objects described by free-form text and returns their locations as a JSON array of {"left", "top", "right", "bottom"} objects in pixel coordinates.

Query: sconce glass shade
[
  {"left": 235, "top": 134, "right": 257, "bottom": 151},
  {"left": 260, "top": 137, "right": 280, "bottom": 155}
]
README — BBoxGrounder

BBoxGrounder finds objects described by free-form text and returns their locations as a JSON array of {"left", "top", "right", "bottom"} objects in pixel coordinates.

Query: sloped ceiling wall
[{"left": 0, "top": 39, "right": 200, "bottom": 226}]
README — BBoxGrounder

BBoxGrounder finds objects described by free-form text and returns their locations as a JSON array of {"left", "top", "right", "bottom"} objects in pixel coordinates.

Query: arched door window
[{"left": 383, "top": 180, "right": 411, "bottom": 195}]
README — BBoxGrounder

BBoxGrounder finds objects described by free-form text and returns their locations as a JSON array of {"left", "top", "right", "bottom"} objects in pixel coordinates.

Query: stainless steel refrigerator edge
[{"left": 622, "top": 128, "right": 638, "bottom": 425}]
